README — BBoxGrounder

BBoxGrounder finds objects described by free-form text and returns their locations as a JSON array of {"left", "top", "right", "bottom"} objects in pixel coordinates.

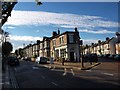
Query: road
[{"left": 11, "top": 59, "right": 119, "bottom": 88}]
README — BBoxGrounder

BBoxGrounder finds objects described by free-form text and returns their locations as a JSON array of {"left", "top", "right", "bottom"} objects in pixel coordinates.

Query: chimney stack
[
  {"left": 58, "top": 28, "right": 60, "bottom": 35},
  {"left": 52, "top": 31, "right": 57, "bottom": 37},
  {"left": 75, "top": 27, "right": 78, "bottom": 32},
  {"left": 106, "top": 37, "right": 110, "bottom": 41},
  {"left": 116, "top": 32, "right": 120, "bottom": 42}
]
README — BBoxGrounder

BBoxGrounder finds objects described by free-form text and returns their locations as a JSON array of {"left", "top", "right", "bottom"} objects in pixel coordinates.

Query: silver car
[{"left": 35, "top": 57, "right": 48, "bottom": 64}]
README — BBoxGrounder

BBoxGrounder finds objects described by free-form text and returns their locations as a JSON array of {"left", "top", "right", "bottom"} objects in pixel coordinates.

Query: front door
[{"left": 70, "top": 52, "right": 74, "bottom": 62}]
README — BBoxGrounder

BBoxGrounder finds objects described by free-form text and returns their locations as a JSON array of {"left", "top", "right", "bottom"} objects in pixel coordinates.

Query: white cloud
[
  {"left": 5, "top": 10, "right": 118, "bottom": 30},
  {"left": 79, "top": 29, "right": 115, "bottom": 34},
  {"left": 83, "top": 39, "right": 98, "bottom": 45},
  {"left": 7, "top": 26, "right": 15, "bottom": 29},
  {"left": 9, "top": 35, "right": 43, "bottom": 41},
  {"left": 36, "top": 30, "right": 40, "bottom": 33}
]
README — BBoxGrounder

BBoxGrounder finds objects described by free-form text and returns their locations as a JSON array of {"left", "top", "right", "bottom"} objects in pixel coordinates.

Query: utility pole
[{"left": 80, "top": 40, "right": 84, "bottom": 68}]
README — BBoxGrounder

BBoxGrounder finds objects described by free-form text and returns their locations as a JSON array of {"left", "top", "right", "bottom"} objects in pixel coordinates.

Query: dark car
[
  {"left": 114, "top": 54, "right": 120, "bottom": 61},
  {"left": 108, "top": 54, "right": 115, "bottom": 59},
  {"left": 89, "top": 53, "right": 98, "bottom": 63},
  {"left": 83, "top": 54, "right": 90, "bottom": 62},
  {"left": 8, "top": 56, "right": 20, "bottom": 66},
  {"left": 24, "top": 57, "right": 31, "bottom": 61},
  {"left": 83, "top": 53, "right": 98, "bottom": 64}
]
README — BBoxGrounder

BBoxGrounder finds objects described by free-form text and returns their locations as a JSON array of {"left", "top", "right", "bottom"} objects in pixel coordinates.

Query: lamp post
[{"left": 80, "top": 40, "right": 84, "bottom": 68}]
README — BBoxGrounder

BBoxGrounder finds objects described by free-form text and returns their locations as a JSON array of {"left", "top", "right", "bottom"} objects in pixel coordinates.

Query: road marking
[
  {"left": 63, "top": 72, "right": 67, "bottom": 76},
  {"left": 63, "top": 68, "right": 67, "bottom": 76},
  {"left": 41, "top": 75, "right": 45, "bottom": 79},
  {"left": 86, "top": 70, "right": 92, "bottom": 72},
  {"left": 51, "top": 69, "right": 64, "bottom": 72},
  {"left": 102, "top": 73, "right": 114, "bottom": 76},
  {"left": 49, "top": 66, "right": 52, "bottom": 69},
  {"left": 70, "top": 69, "right": 75, "bottom": 76},
  {"left": 51, "top": 82, "right": 58, "bottom": 86},
  {"left": 53, "top": 66, "right": 55, "bottom": 69},
  {"left": 32, "top": 66, "right": 39, "bottom": 70},
  {"left": 51, "top": 66, "right": 56, "bottom": 70},
  {"left": 43, "top": 65, "right": 49, "bottom": 68},
  {"left": 0, "top": 83, "right": 3, "bottom": 85},
  {"left": 5, "top": 81, "right": 10, "bottom": 85},
  {"left": 14, "top": 67, "right": 17, "bottom": 72}
]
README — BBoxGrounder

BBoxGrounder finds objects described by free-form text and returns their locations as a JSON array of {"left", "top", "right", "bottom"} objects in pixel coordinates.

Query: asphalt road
[{"left": 12, "top": 59, "right": 120, "bottom": 88}]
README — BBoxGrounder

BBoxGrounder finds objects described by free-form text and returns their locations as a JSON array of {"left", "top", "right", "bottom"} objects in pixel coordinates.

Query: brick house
[
  {"left": 50, "top": 28, "right": 80, "bottom": 62},
  {"left": 32, "top": 43, "right": 40, "bottom": 57},
  {"left": 103, "top": 37, "right": 117, "bottom": 54},
  {"left": 116, "top": 32, "right": 120, "bottom": 54},
  {"left": 23, "top": 44, "right": 33, "bottom": 58},
  {"left": 39, "top": 37, "right": 50, "bottom": 58},
  {"left": 22, "top": 28, "right": 81, "bottom": 62}
]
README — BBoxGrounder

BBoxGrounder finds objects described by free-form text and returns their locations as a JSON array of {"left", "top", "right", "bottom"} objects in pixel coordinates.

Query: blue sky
[{"left": 2, "top": 2, "right": 119, "bottom": 51}]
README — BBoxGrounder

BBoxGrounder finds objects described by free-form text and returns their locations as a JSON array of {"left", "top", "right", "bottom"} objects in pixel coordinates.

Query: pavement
[
  {"left": 45, "top": 61, "right": 101, "bottom": 70},
  {"left": 2, "top": 64, "right": 19, "bottom": 89}
]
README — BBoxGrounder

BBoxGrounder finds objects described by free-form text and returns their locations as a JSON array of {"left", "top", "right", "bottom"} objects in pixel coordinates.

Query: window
[
  {"left": 59, "top": 36, "right": 64, "bottom": 44},
  {"left": 52, "top": 39, "right": 56, "bottom": 46},
  {"left": 60, "top": 49, "right": 66, "bottom": 58},
  {"left": 44, "top": 41, "right": 49, "bottom": 48},
  {"left": 69, "top": 34, "right": 74, "bottom": 43},
  {"left": 55, "top": 50, "right": 59, "bottom": 58},
  {"left": 46, "top": 41, "right": 49, "bottom": 47}
]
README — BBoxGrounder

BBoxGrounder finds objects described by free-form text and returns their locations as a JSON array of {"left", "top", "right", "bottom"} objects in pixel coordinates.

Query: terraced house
[
  {"left": 115, "top": 32, "right": 120, "bottom": 54},
  {"left": 50, "top": 28, "right": 80, "bottom": 62},
  {"left": 39, "top": 37, "right": 50, "bottom": 58},
  {"left": 22, "top": 27, "right": 81, "bottom": 62},
  {"left": 83, "top": 32, "right": 120, "bottom": 55}
]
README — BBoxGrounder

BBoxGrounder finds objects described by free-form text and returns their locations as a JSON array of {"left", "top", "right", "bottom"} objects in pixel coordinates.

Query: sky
[{"left": 2, "top": 2, "right": 119, "bottom": 52}]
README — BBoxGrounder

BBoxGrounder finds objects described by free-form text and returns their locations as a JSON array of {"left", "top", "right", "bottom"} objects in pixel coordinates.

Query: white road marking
[
  {"left": 63, "top": 72, "right": 67, "bottom": 76},
  {"left": 53, "top": 66, "right": 55, "bottom": 69},
  {"left": 41, "top": 75, "right": 45, "bottom": 79},
  {"left": 0, "top": 83, "right": 3, "bottom": 85},
  {"left": 5, "top": 82, "right": 10, "bottom": 85},
  {"left": 51, "top": 69, "right": 64, "bottom": 72},
  {"left": 43, "top": 65, "right": 49, "bottom": 68},
  {"left": 86, "top": 70, "right": 92, "bottom": 72},
  {"left": 102, "top": 73, "right": 114, "bottom": 76},
  {"left": 32, "top": 67, "right": 39, "bottom": 70},
  {"left": 49, "top": 66, "right": 52, "bottom": 69},
  {"left": 14, "top": 68, "right": 17, "bottom": 72},
  {"left": 51, "top": 66, "right": 56, "bottom": 70},
  {"left": 51, "top": 82, "right": 58, "bottom": 86},
  {"left": 70, "top": 69, "right": 75, "bottom": 76},
  {"left": 63, "top": 68, "right": 67, "bottom": 76}
]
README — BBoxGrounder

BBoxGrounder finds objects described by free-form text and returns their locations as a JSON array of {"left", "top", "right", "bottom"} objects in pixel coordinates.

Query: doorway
[{"left": 70, "top": 52, "right": 74, "bottom": 62}]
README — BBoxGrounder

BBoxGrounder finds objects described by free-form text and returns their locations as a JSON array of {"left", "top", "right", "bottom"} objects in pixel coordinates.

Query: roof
[
  {"left": 116, "top": 32, "right": 120, "bottom": 36},
  {"left": 104, "top": 37, "right": 114, "bottom": 44},
  {"left": 50, "top": 31, "right": 80, "bottom": 40}
]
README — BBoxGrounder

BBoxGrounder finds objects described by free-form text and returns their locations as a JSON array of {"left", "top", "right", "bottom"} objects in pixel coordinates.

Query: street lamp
[{"left": 80, "top": 40, "right": 84, "bottom": 68}]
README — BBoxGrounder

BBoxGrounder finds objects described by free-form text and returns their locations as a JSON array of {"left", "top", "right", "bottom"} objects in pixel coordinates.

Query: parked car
[
  {"left": 35, "top": 57, "right": 49, "bottom": 64},
  {"left": 7, "top": 56, "right": 20, "bottom": 66},
  {"left": 83, "top": 54, "right": 90, "bottom": 62},
  {"left": 83, "top": 53, "right": 98, "bottom": 63},
  {"left": 24, "top": 57, "right": 31, "bottom": 61},
  {"left": 89, "top": 53, "right": 98, "bottom": 63},
  {"left": 97, "top": 54, "right": 103, "bottom": 58},
  {"left": 106, "top": 54, "right": 110, "bottom": 58},
  {"left": 108, "top": 54, "right": 115, "bottom": 59},
  {"left": 114, "top": 54, "right": 120, "bottom": 61}
]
